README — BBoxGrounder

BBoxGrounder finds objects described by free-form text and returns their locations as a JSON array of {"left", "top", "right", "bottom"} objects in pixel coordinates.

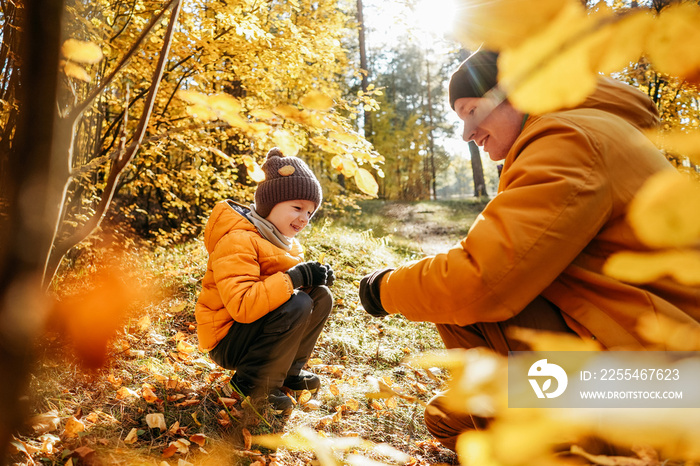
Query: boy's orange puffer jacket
[{"left": 195, "top": 201, "right": 303, "bottom": 351}]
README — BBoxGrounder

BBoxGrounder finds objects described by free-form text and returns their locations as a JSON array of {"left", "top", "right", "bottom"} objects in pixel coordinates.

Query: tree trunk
[
  {"left": 469, "top": 141, "right": 487, "bottom": 198},
  {"left": 0, "top": 0, "right": 64, "bottom": 460}
]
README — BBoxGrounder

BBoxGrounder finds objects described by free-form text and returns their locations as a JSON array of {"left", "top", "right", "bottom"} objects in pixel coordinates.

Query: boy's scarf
[{"left": 248, "top": 205, "right": 292, "bottom": 251}]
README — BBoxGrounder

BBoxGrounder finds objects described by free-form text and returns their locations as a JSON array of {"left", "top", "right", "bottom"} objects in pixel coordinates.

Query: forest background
[{"left": 1, "top": 0, "right": 700, "bottom": 464}]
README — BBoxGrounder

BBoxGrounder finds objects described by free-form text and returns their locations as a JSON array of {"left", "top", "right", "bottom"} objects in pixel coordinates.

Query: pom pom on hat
[
  {"left": 448, "top": 49, "right": 500, "bottom": 110},
  {"left": 254, "top": 147, "right": 323, "bottom": 218}
]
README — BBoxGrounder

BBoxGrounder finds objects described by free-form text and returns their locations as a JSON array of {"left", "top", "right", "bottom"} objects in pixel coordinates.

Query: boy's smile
[{"left": 265, "top": 199, "right": 316, "bottom": 238}]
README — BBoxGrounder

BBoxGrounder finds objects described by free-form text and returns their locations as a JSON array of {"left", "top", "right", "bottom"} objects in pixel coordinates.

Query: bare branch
[{"left": 68, "top": 0, "right": 179, "bottom": 122}]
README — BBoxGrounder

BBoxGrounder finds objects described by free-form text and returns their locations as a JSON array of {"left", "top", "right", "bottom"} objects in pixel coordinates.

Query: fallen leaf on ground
[
  {"left": 190, "top": 433, "right": 207, "bottom": 447},
  {"left": 243, "top": 428, "right": 253, "bottom": 450},
  {"left": 124, "top": 428, "right": 139, "bottom": 445},
  {"left": 116, "top": 387, "right": 139, "bottom": 400},
  {"left": 63, "top": 416, "right": 85, "bottom": 438},
  {"left": 298, "top": 390, "right": 312, "bottom": 405},
  {"left": 146, "top": 413, "right": 167, "bottom": 431},
  {"left": 29, "top": 411, "right": 61, "bottom": 434},
  {"left": 329, "top": 383, "right": 340, "bottom": 396},
  {"left": 170, "top": 438, "right": 191, "bottom": 454},
  {"left": 142, "top": 386, "right": 159, "bottom": 403}
]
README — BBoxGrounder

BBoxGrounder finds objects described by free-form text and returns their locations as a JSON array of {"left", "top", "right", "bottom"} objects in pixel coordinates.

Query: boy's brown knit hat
[{"left": 254, "top": 147, "right": 323, "bottom": 218}]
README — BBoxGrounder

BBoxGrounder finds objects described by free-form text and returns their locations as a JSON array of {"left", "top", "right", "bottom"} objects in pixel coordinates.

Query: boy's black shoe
[
  {"left": 283, "top": 369, "right": 321, "bottom": 394},
  {"left": 268, "top": 388, "right": 294, "bottom": 416},
  {"left": 226, "top": 375, "right": 294, "bottom": 417}
]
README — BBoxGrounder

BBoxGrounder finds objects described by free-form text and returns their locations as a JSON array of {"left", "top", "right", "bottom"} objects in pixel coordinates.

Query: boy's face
[{"left": 265, "top": 199, "right": 316, "bottom": 238}]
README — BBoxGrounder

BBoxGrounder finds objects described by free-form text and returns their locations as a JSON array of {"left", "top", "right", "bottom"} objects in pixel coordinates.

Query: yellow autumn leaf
[
  {"left": 636, "top": 313, "right": 700, "bottom": 351},
  {"left": 508, "top": 327, "right": 603, "bottom": 352},
  {"left": 646, "top": 2, "right": 700, "bottom": 84},
  {"left": 142, "top": 386, "right": 159, "bottom": 403},
  {"left": 61, "top": 38, "right": 104, "bottom": 64},
  {"left": 273, "top": 104, "right": 303, "bottom": 120},
  {"left": 589, "top": 8, "right": 653, "bottom": 75},
  {"left": 647, "top": 129, "right": 700, "bottom": 165},
  {"left": 452, "top": 0, "right": 569, "bottom": 51},
  {"left": 354, "top": 168, "right": 378, "bottom": 197},
  {"left": 185, "top": 104, "right": 218, "bottom": 122},
  {"left": 248, "top": 122, "right": 271, "bottom": 136},
  {"left": 329, "top": 130, "right": 362, "bottom": 145},
  {"left": 176, "top": 90, "right": 209, "bottom": 106},
  {"left": 456, "top": 431, "right": 503, "bottom": 466},
  {"left": 627, "top": 170, "right": 700, "bottom": 248},
  {"left": 247, "top": 162, "right": 266, "bottom": 183},
  {"left": 311, "top": 136, "right": 345, "bottom": 154},
  {"left": 146, "top": 413, "right": 167, "bottom": 431},
  {"left": 604, "top": 250, "right": 700, "bottom": 286},
  {"left": 176, "top": 340, "right": 196, "bottom": 354},
  {"left": 499, "top": 2, "right": 598, "bottom": 114},
  {"left": 331, "top": 155, "right": 358, "bottom": 177},
  {"left": 63, "top": 62, "right": 92, "bottom": 82},
  {"left": 208, "top": 94, "right": 242, "bottom": 114},
  {"left": 116, "top": 387, "right": 139, "bottom": 400},
  {"left": 297, "top": 390, "right": 312, "bottom": 405},
  {"left": 124, "top": 428, "right": 139, "bottom": 445},
  {"left": 63, "top": 417, "right": 85, "bottom": 438},
  {"left": 136, "top": 314, "right": 150, "bottom": 333},
  {"left": 300, "top": 90, "right": 334, "bottom": 111},
  {"left": 250, "top": 109, "right": 277, "bottom": 121},
  {"left": 273, "top": 130, "right": 302, "bottom": 157}
]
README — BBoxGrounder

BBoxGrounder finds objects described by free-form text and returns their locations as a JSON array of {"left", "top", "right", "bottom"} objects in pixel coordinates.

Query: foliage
[
  {"left": 364, "top": 42, "right": 453, "bottom": 200},
  {"left": 35, "top": 0, "right": 387, "bottom": 257}
]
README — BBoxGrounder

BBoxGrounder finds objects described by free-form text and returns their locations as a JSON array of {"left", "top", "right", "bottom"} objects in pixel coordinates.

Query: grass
[{"left": 14, "top": 200, "right": 487, "bottom": 466}]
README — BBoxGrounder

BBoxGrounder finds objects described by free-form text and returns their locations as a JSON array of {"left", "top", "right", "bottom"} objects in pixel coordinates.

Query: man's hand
[
  {"left": 286, "top": 261, "right": 327, "bottom": 288},
  {"left": 359, "top": 268, "right": 394, "bottom": 317}
]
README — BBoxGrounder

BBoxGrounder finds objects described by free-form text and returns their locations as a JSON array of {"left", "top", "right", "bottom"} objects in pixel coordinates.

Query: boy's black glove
[
  {"left": 322, "top": 264, "right": 335, "bottom": 287},
  {"left": 359, "top": 268, "right": 394, "bottom": 317},
  {"left": 287, "top": 261, "right": 327, "bottom": 288}
]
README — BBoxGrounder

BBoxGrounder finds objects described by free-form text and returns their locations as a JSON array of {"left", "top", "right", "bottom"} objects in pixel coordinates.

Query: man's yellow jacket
[{"left": 379, "top": 78, "right": 700, "bottom": 349}]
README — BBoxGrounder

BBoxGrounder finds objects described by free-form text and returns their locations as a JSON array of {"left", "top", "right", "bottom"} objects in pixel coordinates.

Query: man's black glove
[
  {"left": 286, "top": 261, "right": 327, "bottom": 288},
  {"left": 322, "top": 264, "right": 335, "bottom": 287},
  {"left": 359, "top": 268, "right": 394, "bottom": 318}
]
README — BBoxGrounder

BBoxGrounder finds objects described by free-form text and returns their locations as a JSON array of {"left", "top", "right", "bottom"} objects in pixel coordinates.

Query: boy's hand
[
  {"left": 287, "top": 261, "right": 327, "bottom": 288},
  {"left": 322, "top": 264, "right": 335, "bottom": 287},
  {"left": 359, "top": 268, "right": 394, "bottom": 317}
]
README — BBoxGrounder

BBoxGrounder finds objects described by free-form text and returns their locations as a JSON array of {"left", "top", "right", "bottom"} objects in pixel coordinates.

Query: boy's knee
[{"left": 312, "top": 285, "right": 333, "bottom": 313}]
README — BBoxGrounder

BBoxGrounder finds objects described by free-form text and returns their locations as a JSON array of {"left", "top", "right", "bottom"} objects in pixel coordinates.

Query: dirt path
[{"left": 369, "top": 201, "right": 484, "bottom": 256}]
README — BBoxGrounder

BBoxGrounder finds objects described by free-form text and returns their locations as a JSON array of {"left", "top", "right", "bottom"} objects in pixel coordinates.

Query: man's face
[{"left": 454, "top": 96, "right": 524, "bottom": 162}]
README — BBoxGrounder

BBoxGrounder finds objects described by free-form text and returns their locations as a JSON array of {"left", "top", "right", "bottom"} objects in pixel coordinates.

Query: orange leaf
[
  {"left": 242, "top": 428, "right": 252, "bottom": 450},
  {"left": 189, "top": 434, "right": 207, "bottom": 447}
]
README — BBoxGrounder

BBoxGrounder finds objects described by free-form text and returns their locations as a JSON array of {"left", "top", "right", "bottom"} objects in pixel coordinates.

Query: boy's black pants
[{"left": 208, "top": 286, "right": 333, "bottom": 393}]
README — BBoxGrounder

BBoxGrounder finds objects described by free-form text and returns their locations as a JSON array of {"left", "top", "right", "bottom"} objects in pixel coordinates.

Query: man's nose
[{"left": 462, "top": 123, "right": 476, "bottom": 142}]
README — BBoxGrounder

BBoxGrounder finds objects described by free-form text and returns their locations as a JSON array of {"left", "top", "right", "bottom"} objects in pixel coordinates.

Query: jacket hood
[
  {"left": 572, "top": 77, "right": 660, "bottom": 131},
  {"left": 203, "top": 201, "right": 254, "bottom": 254}
]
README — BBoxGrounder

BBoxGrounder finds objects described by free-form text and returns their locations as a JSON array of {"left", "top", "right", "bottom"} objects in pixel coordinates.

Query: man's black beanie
[{"left": 448, "top": 49, "right": 500, "bottom": 110}]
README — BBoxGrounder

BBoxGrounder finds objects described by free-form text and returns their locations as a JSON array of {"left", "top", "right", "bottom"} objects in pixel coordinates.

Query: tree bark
[
  {"left": 0, "top": 0, "right": 64, "bottom": 460},
  {"left": 469, "top": 141, "right": 487, "bottom": 198}
]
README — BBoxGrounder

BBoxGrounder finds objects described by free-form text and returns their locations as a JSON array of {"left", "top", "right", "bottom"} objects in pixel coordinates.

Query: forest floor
[{"left": 12, "top": 199, "right": 487, "bottom": 466}]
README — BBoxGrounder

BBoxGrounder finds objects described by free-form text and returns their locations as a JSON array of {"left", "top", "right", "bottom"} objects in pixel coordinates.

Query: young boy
[{"left": 195, "top": 147, "right": 334, "bottom": 416}]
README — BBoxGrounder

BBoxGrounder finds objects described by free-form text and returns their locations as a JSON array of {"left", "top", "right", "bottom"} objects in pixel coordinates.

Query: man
[{"left": 359, "top": 49, "right": 700, "bottom": 450}]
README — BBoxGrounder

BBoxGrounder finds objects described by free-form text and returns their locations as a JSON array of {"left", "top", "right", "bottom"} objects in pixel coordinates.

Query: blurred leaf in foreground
[
  {"left": 604, "top": 250, "right": 700, "bottom": 286},
  {"left": 626, "top": 170, "right": 700, "bottom": 248}
]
